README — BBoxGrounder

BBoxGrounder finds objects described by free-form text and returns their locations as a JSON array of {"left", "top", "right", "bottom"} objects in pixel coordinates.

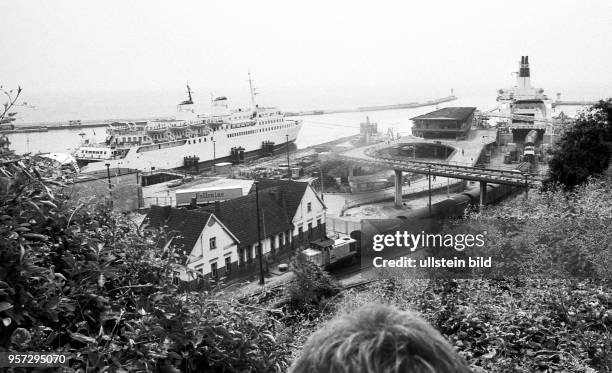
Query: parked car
[{"left": 167, "top": 179, "right": 183, "bottom": 188}]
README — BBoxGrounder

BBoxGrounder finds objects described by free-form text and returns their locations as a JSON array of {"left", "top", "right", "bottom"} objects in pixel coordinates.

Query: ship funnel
[{"left": 519, "top": 55, "right": 530, "bottom": 78}]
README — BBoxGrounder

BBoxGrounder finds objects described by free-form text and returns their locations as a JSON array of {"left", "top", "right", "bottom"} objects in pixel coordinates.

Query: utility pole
[
  {"left": 445, "top": 146, "right": 449, "bottom": 197},
  {"left": 213, "top": 140, "right": 216, "bottom": 164},
  {"left": 428, "top": 165, "right": 432, "bottom": 218},
  {"left": 319, "top": 166, "right": 325, "bottom": 201},
  {"left": 254, "top": 181, "right": 265, "bottom": 285},
  {"left": 105, "top": 163, "right": 113, "bottom": 208},
  {"left": 286, "top": 134, "right": 291, "bottom": 180}
]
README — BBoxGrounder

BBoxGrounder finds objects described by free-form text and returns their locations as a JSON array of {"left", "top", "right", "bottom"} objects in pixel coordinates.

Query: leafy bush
[
  {"left": 285, "top": 250, "right": 340, "bottom": 312},
  {"left": 0, "top": 155, "right": 291, "bottom": 371},
  {"left": 546, "top": 99, "right": 612, "bottom": 189}
]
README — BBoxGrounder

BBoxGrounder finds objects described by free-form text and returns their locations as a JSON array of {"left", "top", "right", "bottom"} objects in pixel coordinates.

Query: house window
[
  {"left": 225, "top": 256, "right": 232, "bottom": 274},
  {"left": 210, "top": 237, "right": 217, "bottom": 250},
  {"left": 270, "top": 236, "right": 276, "bottom": 254},
  {"left": 308, "top": 222, "right": 312, "bottom": 239},
  {"left": 298, "top": 226, "right": 303, "bottom": 242},
  {"left": 211, "top": 262, "right": 218, "bottom": 278},
  {"left": 307, "top": 202, "right": 312, "bottom": 212},
  {"left": 317, "top": 218, "right": 322, "bottom": 237},
  {"left": 279, "top": 233, "right": 284, "bottom": 247}
]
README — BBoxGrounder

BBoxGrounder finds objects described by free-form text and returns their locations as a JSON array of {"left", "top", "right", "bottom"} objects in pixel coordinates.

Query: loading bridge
[{"left": 341, "top": 155, "right": 543, "bottom": 208}]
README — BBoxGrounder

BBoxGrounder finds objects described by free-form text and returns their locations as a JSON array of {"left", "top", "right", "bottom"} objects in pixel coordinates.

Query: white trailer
[{"left": 175, "top": 185, "right": 242, "bottom": 207}]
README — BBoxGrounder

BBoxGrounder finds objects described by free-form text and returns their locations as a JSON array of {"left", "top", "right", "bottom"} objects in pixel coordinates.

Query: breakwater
[{"left": 285, "top": 95, "right": 457, "bottom": 116}]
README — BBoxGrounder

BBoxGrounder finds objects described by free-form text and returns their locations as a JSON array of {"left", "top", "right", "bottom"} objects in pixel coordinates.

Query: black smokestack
[{"left": 519, "top": 55, "right": 530, "bottom": 78}]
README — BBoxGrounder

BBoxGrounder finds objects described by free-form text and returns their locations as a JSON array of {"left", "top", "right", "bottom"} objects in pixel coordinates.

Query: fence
[
  {"left": 143, "top": 196, "right": 174, "bottom": 208},
  {"left": 327, "top": 217, "right": 361, "bottom": 235}
]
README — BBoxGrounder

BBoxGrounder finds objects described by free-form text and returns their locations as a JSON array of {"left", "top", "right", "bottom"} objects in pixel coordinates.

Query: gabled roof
[
  {"left": 199, "top": 192, "right": 291, "bottom": 247},
  {"left": 411, "top": 107, "right": 476, "bottom": 122},
  {"left": 144, "top": 205, "right": 212, "bottom": 251},
  {"left": 250, "top": 179, "right": 325, "bottom": 220}
]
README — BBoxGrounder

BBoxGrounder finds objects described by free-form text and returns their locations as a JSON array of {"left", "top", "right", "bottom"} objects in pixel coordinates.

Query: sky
[{"left": 1, "top": 0, "right": 611, "bottom": 107}]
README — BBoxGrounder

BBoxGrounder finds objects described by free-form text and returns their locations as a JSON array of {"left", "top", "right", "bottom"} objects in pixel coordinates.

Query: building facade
[
  {"left": 411, "top": 107, "right": 476, "bottom": 139},
  {"left": 144, "top": 206, "right": 240, "bottom": 281}
]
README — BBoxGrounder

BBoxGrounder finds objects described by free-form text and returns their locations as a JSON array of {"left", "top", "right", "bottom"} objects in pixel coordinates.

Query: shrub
[
  {"left": 285, "top": 250, "right": 340, "bottom": 312},
  {"left": 0, "top": 155, "right": 291, "bottom": 371}
]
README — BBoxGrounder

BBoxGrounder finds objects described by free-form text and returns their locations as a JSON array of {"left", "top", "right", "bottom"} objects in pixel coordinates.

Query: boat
[
  {"left": 496, "top": 56, "right": 553, "bottom": 128},
  {"left": 74, "top": 77, "right": 302, "bottom": 172}
]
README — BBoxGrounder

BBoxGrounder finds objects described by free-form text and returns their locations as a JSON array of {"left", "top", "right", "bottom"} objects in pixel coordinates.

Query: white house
[
  {"left": 144, "top": 206, "right": 239, "bottom": 281},
  {"left": 254, "top": 179, "right": 327, "bottom": 248}
]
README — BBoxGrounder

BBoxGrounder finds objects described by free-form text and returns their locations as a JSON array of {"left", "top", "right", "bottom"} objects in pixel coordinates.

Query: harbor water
[{"left": 4, "top": 88, "right": 597, "bottom": 156}]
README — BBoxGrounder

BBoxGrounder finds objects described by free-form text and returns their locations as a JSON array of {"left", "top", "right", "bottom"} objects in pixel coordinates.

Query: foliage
[
  {"left": 333, "top": 278, "right": 611, "bottom": 372},
  {"left": 285, "top": 250, "right": 340, "bottom": 312},
  {"left": 291, "top": 175, "right": 612, "bottom": 372},
  {"left": 546, "top": 99, "right": 612, "bottom": 189},
  {"left": 1, "top": 85, "right": 22, "bottom": 124},
  {"left": 0, "top": 155, "right": 291, "bottom": 372},
  {"left": 462, "top": 177, "right": 612, "bottom": 279}
]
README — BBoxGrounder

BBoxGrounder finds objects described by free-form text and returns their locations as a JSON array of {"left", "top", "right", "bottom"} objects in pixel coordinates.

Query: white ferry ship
[
  {"left": 496, "top": 55, "right": 553, "bottom": 127},
  {"left": 75, "top": 77, "right": 302, "bottom": 173}
]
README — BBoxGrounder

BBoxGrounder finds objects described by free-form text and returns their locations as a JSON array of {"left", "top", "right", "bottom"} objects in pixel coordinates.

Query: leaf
[
  {"left": 2, "top": 317, "right": 11, "bottom": 326},
  {"left": 0, "top": 302, "right": 13, "bottom": 312},
  {"left": 70, "top": 332, "right": 96, "bottom": 344},
  {"left": 482, "top": 349, "right": 497, "bottom": 359},
  {"left": 22, "top": 233, "right": 49, "bottom": 241}
]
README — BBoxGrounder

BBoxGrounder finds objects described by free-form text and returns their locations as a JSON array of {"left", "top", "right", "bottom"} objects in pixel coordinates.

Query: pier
[
  {"left": 284, "top": 95, "right": 457, "bottom": 117},
  {"left": 552, "top": 100, "right": 599, "bottom": 108},
  {"left": 338, "top": 129, "right": 544, "bottom": 208}
]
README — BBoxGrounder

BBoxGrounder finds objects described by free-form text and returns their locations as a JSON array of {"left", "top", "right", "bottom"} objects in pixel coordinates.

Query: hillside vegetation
[{"left": 286, "top": 178, "right": 612, "bottom": 372}]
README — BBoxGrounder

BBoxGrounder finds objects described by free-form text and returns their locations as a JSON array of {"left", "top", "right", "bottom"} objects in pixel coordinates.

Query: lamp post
[
  {"left": 254, "top": 181, "right": 265, "bottom": 285},
  {"left": 319, "top": 166, "right": 325, "bottom": 201},
  {"left": 213, "top": 140, "right": 216, "bottom": 171},
  {"left": 286, "top": 134, "right": 291, "bottom": 180},
  {"left": 105, "top": 163, "right": 113, "bottom": 208},
  {"left": 428, "top": 164, "right": 432, "bottom": 218}
]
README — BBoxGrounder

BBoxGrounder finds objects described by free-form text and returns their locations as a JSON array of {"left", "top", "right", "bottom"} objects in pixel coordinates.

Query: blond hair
[{"left": 290, "top": 303, "right": 471, "bottom": 373}]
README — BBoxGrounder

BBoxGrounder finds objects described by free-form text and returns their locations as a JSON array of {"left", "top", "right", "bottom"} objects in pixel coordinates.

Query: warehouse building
[{"left": 411, "top": 107, "right": 476, "bottom": 139}]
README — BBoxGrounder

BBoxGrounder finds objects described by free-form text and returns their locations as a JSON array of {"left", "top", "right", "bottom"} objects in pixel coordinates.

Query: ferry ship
[
  {"left": 75, "top": 76, "right": 302, "bottom": 173},
  {"left": 496, "top": 55, "right": 553, "bottom": 127}
]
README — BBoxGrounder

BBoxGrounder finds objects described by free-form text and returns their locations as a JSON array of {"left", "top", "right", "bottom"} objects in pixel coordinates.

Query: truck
[
  {"left": 175, "top": 185, "right": 243, "bottom": 207},
  {"left": 523, "top": 130, "right": 538, "bottom": 163}
]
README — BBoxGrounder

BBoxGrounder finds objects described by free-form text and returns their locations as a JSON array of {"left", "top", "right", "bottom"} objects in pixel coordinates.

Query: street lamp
[
  {"left": 427, "top": 165, "right": 432, "bottom": 217},
  {"left": 105, "top": 163, "right": 113, "bottom": 208},
  {"left": 286, "top": 134, "right": 291, "bottom": 180},
  {"left": 319, "top": 166, "right": 325, "bottom": 201},
  {"left": 254, "top": 181, "right": 265, "bottom": 285}
]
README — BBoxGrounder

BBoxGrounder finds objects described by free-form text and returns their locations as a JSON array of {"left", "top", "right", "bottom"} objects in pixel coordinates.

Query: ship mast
[
  {"left": 186, "top": 84, "right": 193, "bottom": 104},
  {"left": 248, "top": 72, "right": 257, "bottom": 109}
]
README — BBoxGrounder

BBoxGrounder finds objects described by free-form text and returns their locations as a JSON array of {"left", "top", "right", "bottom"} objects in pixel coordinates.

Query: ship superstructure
[
  {"left": 75, "top": 80, "right": 302, "bottom": 172},
  {"left": 496, "top": 56, "right": 553, "bottom": 127}
]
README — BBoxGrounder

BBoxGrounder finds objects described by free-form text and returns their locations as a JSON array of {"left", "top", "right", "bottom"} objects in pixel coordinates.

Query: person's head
[{"left": 290, "top": 303, "right": 471, "bottom": 373}]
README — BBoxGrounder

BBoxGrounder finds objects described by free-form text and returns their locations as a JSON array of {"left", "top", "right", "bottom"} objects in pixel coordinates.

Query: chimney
[
  {"left": 214, "top": 200, "right": 221, "bottom": 217},
  {"left": 189, "top": 197, "right": 197, "bottom": 209}
]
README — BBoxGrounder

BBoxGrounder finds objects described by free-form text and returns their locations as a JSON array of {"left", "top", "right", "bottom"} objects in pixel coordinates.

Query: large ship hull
[{"left": 79, "top": 120, "right": 302, "bottom": 173}]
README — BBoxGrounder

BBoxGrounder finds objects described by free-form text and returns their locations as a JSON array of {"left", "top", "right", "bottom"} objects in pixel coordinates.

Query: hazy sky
[{"left": 2, "top": 0, "right": 611, "bottom": 97}]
